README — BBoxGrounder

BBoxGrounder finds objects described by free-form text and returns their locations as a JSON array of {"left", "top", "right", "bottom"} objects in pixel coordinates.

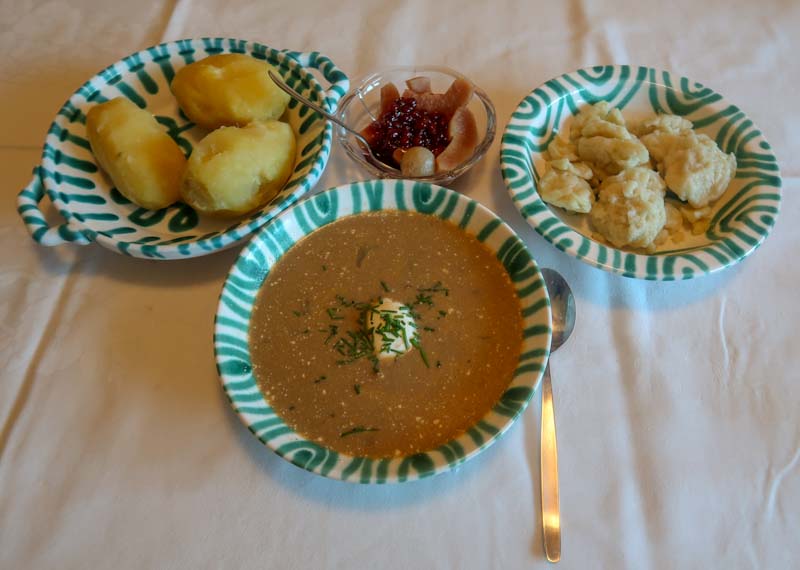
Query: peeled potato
[
  {"left": 86, "top": 98, "right": 185, "bottom": 210},
  {"left": 171, "top": 54, "right": 291, "bottom": 130},
  {"left": 181, "top": 120, "right": 296, "bottom": 217}
]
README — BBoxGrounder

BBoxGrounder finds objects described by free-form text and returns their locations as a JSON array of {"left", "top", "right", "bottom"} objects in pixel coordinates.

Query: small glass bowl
[{"left": 335, "top": 65, "right": 496, "bottom": 185}]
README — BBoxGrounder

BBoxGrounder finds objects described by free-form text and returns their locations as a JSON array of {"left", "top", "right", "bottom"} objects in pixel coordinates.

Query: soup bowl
[
  {"left": 500, "top": 65, "right": 782, "bottom": 280},
  {"left": 16, "top": 38, "right": 349, "bottom": 259},
  {"left": 214, "top": 179, "right": 551, "bottom": 483}
]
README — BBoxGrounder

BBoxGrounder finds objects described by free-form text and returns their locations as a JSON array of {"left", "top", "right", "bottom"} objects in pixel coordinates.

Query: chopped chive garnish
[
  {"left": 417, "top": 346, "right": 431, "bottom": 368},
  {"left": 436, "top": 360, "right": 442, "bottom": 368},
  {"left": 419, "top": 281, "right": 442, "bottom": 291},
  {"left": 322, "top": 265, "right": 327, "bottom": 271},
  {"left": 410, "top": 336, "right": 428, "bottom": 367},
  {"left": 313, "top": 375, "right": 327, "bottom": 384},
  {"left": 331, "top": 328, "right": 374, "bottom": 366},
  {"left": 340, "top": 426, "right": 379, "bottom": 438},
  {"left": 323, "top": 292, "right": 430, "bottom": 373},
  {"left": 418, "top": 281, "right": 449, "bottom": 295},
  {"left": 354, "top": 383, "right": 361, "bottom": 395},
  {"left": 419, "top": 348, "right": 430, "bottom": 367},
  {"left": 413, "top": 293, "right": 433, "bottom": 307},
  {"left": 324, "top": 324, "right": 339, "bottom": 344},
  {"left": 292, "top": 301, "right": 310, "bottom": 317},
  {"left": 423, "top": 326, "right": 435, "bottom": 332}
]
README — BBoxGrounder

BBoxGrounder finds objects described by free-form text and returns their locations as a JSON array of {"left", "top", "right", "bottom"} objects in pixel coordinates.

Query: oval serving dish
[
  {"left": 500, "top": 65, "right": 782, "bottom": 280},
  {"left": 215, "top": 179, "right": 552, "bottom": 483},
  {"left": 16, "top": 38, "right": 349, "bottom": 259}
]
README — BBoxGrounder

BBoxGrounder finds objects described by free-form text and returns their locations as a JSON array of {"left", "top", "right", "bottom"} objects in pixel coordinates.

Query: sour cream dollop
[{"left": 365, "top": 298, "right": 418, "bottom": 360}]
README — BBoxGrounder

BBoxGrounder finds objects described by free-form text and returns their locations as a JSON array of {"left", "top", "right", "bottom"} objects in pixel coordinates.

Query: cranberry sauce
[{"left": 362, "top": 97, "right": 450, "bottom": 167}]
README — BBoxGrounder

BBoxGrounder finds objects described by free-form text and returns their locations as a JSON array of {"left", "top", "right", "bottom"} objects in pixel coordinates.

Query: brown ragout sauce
[
  {"left": 362, "top": 97, "right": 450, "bottom": 166},
  {"left": 250, "top": 211, "right": 522, "bottom": 458}
]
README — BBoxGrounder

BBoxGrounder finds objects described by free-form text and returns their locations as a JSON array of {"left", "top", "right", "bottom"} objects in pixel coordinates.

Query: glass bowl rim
[{"left": 335, "top": 64, "right": 497, "bottom": 183}]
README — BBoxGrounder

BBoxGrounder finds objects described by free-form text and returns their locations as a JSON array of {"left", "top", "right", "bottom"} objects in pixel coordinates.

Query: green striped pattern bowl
[
  {"left": 16, "top": 38, "right": 349, "bottom": 259},
  {"left": 215, "top": 179, "right": 552, "bottom": 483},
  {"left": 501, "top": 65, "right": 781, "bottom": 280}
]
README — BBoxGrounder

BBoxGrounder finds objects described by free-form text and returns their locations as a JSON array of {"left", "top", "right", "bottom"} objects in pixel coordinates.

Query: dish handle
[
  {"left": 282, "top": 50, "right": 350, "bottom": 113},
  {"left": 16, "top": 166, "right": 94, "bottom": 246}
]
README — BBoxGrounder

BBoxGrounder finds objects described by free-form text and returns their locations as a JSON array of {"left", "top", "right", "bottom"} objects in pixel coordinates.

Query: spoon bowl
[{"left": 541, "top": 268, "right": 576, "bottom": 351}]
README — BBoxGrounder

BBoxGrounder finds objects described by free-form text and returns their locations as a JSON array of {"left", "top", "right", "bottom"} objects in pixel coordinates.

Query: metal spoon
[
  {"left": 267, "top": 71, "right": 399, "bottom": 173},
  {"left": 539, "top": 268, "right": 576, "bottom": 563}
]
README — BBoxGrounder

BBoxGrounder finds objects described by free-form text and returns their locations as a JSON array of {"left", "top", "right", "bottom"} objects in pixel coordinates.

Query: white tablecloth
[{"left": 2, "top": 1, "right": 799, "bottom": 568}]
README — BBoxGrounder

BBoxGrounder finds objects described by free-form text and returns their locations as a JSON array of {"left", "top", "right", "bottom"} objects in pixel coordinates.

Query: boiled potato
[
  {"left": 171, "top": 54, "right": 291, "bottom": 130},
  {"left": 86, "top": 98, "right": 185, "bottom": 209},
  {"left": 181, "top": 120, "right": 296, "bottom": 217}
]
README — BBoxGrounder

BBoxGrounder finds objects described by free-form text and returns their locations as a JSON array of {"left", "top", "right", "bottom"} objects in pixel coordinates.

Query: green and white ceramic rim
[
  {"left": 500, "top": 65, "right": 782, "bottom": 280},
  {"left": 215, "top": 179, "right": 552, "bottom": 483},
  {"left": 16, "top": 38, "right": 349, "bottom": 259}
]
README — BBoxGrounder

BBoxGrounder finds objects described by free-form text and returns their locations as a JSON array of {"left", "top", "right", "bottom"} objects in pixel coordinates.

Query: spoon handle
[
  {"left": 541, "top": 363, "right": 561, "bottom": 562},
  {"left": 268, "top": 70, "right": 399, "bottom": 173},
  {"left": 268, "top": 71, "right": 350, "bottom": 132}
]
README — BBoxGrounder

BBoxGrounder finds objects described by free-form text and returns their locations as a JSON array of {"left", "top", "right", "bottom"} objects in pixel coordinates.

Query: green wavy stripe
[
  {"left": 220, "top": 294, "right": 250, "bottom": 320},
  {"left": 411, "top": 183, "right": 447, "bottom": 213},
  {"left": 341, "top": 457, "right": 363, "bottom": 481}
]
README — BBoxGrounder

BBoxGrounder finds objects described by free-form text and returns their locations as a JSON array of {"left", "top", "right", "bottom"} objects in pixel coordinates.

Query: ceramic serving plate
[
  {"left": 16, "top": 38, "right": 349, "bottom": 259},
  {"left": 214, "top": 179, "right": 552, "bottom": 483},
  {"left": 500, "top": 65, "right": 782, "bottom": 280}
]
